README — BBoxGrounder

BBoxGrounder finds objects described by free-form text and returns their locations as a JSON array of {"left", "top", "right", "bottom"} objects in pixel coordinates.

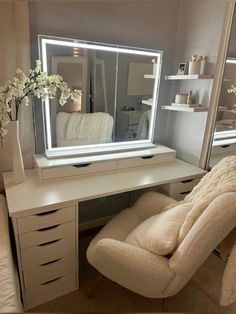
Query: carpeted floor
[{"left": 29, "top": 232, "right": 236, "bottom": 313}]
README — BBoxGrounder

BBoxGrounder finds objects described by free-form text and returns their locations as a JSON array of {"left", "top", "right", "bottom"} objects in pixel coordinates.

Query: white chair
[
  {"left": 56, "top": 111, "right": 114, "bottom": 147},
  {"left": 87, "top": 156, "right": 236, "bottom": 303}
]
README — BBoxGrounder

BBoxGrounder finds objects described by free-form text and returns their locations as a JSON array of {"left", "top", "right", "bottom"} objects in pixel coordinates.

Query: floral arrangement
[
  {"left": 0, "top": 60, "right": 81, "bottom": 140},
  {"left": 228, "top": 85, "right": 236, "bottom": 96}
]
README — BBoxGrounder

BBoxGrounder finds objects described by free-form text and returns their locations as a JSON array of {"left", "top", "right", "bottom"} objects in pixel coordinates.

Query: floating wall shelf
[
  {"left": 161, "top": 105, "right": 208, "bottom": 112},
  {"left": 164, "top": 74, "right": 213, "bottom": 80},
  {"left": 161, "top": 105, "right": 227, "bottom": 113},
  {"left": 144, "top": 74, "right": 156, "bottom": 79}
]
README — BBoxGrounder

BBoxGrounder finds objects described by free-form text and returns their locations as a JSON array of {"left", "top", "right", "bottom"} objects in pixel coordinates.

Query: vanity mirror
[{"left": 38, "top": 35, "right": 162, "bottom": 158}]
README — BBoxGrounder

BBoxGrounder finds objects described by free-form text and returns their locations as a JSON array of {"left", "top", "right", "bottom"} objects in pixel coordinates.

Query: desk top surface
[{"left": 3, "top": 158, "right": 206, "bottom": 218}]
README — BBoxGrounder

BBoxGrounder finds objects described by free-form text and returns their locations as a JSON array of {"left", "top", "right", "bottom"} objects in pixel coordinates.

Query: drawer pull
[
  {"left": 141, "top": 155, "right": 154, "bottom": 160},
  {"left": 181, "top": 179, "right": 194, "bottom": 184},
  {"left": 41, "top": 276, "right": 63, "bottom": 285},
  {"left": 40, "top": 258, "right": 62, "bottom": 266},
  {"left": 73, "top": 163, "right": 91, "bottom": 168},
  {"left": 180, "top": 191, "right": 191, "bottom": 195},
  {"left": 37, "top": 224, "right": 60, "bottom": 232},
  {"left": 35, "top": 209, "right": 58, "bottom": 216},
  {"left": 38, "top": 239, "right": 61, "bottom": 246}
]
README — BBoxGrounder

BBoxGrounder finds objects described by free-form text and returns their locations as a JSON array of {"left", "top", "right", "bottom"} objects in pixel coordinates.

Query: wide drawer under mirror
[{"left": 34, "top": 145, "right": 176, "bottom": 182}]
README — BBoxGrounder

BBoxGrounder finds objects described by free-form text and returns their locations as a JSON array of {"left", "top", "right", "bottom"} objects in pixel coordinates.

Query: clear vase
[{"left": 8, "top": 120, "right": 25, "bottom": 184}]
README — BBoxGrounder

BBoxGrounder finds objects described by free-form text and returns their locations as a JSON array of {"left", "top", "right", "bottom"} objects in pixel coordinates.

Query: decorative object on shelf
[
  {"left": 175, "top": 93, "right": 188, "bottom": 104},
  {"left": 232, "top": 104, "right": 236, "bottom": 112},
  {"left": 188, "top": 55, "right": 206, "bottom": 75},
  {"left": 187, "top": 90, "right": 193, "bottom": 105},
  {"left": 152, "top": 58, "right": 157, "bottom": 75},
  {"left": 0, "top": 60, "right": 81, "bottom": 183},
  {"left": 176, "top": 63, "right": 187, "bottom": 75}
]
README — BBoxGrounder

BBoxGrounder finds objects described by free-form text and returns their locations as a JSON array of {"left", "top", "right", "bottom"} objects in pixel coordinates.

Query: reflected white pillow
[{"left": 125, "top": 204, "right": 190, "bottom": 256}]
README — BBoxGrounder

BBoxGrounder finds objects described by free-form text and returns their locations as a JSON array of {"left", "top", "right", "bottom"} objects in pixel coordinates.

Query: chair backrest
[
  {"left": 164, "top": 192, "right": 236, "bottom": 296},
  {"left": 56, "top": 111, "right": 114, "bottom": 146}
]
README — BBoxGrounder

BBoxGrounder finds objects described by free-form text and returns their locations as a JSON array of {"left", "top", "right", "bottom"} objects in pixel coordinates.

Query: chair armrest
[
  {"left": 133, "top": 191, "right": 178, "bottom": 220},
  {"left": 87, "top": 238, "right": 174, "bottom": 298}
]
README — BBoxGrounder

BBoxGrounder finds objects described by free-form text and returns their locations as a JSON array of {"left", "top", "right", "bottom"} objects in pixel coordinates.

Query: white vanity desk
[{"left": 3, "top": 156, "right": 206, "bottom": 310}]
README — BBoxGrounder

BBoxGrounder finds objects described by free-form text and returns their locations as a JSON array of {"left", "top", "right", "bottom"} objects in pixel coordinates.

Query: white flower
[{"left": 0, "top": 60, "right": 79, "bottom": 141}]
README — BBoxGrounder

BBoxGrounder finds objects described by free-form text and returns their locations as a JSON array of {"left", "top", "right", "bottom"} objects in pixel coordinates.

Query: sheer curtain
[{"left": 0, "top": 0, "right": 34, "bottom": 189}]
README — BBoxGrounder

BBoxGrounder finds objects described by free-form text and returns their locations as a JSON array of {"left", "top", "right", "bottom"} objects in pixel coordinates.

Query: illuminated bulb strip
[
  {"left": 42, "top": 38, "right": 159, "bottom": 57},
  {"left": 40, "top": 37, "right": 161, "bottom": 156}
]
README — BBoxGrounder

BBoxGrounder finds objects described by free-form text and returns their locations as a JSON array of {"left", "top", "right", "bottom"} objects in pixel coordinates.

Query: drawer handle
[
  {"left": 181, "top": 179, "right": 194, "bottom": 184},
  {"left": 141, "top": 155, "right": 154, "bottom": 160},
  {"left": 37, "top": 224, "right": 60, "bottom": 232},
  {"left": 38, "top": 239, "right": 61, "bottom": 246},
  {"left": 35, "top": 209, "right": 58, "bottom": 216},
  {"left": 73, "top": 163, "right": 91, "bottom": 168},
  {"left": 40, "top": 258, "right": 62, "bottom": 266},
  {"left": 221, "top": 145, "right": 230, "bottom": 148},
  {"left": 180, "top": 191, "right": 191, "bottom": 195},
  {"left": 41, "top": 276, "right": 63, "bottom": 285}
]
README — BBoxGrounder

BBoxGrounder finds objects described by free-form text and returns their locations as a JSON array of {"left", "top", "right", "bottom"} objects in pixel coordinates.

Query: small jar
[
  {"left": 188, "top": 61, "right": 201, "bottom": 75},
  {"left": 175, "top": 93, "right": 188, "bottom": 104}
]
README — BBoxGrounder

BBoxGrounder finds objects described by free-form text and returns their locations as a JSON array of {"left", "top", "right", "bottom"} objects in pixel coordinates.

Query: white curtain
[{"left": 0, "top": 0, "right": 35, "bottom": 189}]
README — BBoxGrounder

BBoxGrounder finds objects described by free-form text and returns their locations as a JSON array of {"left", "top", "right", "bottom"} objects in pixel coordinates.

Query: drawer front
[
  {"left": 41, "top": 160, "right": 116, "bottom": 180},
  {"left": 25, "top": 273, "right": 77, "bottom": 309},
  {"left": 24, "top": 255, "right": 77, "bottom": 289},
  {"left": 17, "top": 205, "right": 76, "bottom": 234},
  {"left": 170, "top": 191, "right": 190, "bottom": 201},
  {"left": 19, "top": 221, "right": 76, "bottom": 249},
  {"left": 117, "top": 152, "right": 175, "bottom": 169},
  {"left": 169, "top": 178, "right": 201, "bottom": 194},
  {"left": 212, "top": 143, "right": 236, "bottom": 155},
  {"left": 21, "top": 235, "right": 76, "bottom": 269}
]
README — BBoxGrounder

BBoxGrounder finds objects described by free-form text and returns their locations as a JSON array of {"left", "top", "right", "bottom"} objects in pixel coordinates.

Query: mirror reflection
[
  {"left": 209, "top": 10, "right": 236, "bottom": 168},
  {"left": 39, "top": 36, "right": 161, "bottom": 156}
]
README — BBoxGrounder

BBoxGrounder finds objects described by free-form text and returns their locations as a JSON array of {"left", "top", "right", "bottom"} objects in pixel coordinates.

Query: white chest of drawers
[{"left": 12, "top": 204, "right": 78, "bottom": 309}]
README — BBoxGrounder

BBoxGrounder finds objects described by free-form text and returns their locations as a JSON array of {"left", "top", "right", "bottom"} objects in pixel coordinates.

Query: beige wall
[
  {"left": 159, "top": 0, "right": 227, "bottom": 166},
  {"left": 0, "top": 1, "right": 34, "bottom": 190}
]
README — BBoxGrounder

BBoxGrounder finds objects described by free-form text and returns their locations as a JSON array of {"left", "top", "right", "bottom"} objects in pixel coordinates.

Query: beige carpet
[{"left": 29, "top": 233, "right": 236, "bottom": 313}]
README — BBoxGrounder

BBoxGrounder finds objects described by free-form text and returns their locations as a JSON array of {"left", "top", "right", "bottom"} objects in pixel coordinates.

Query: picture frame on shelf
[{"left": 176, "top": 63, "right": 187, "bottom": 75}]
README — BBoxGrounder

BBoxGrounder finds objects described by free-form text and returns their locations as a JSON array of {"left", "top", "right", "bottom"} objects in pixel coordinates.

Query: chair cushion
[{"left": 125, "top": 203, "right": 190, "bottom": 256}]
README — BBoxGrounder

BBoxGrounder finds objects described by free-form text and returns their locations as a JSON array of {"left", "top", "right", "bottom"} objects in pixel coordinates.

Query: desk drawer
[
  {"left": 21, "top": 235, "right": 76, "bottom": 269},
  {"left": 19, "top": 221, "right": 76, "bottom": 249},
  {"left": 169, "top": 178, "right": 200, "bottom": 194},
  {"left": 24, "top": 255, "right": 77, "bottom": 289},
  {"left": 17, "top": 205, "right": 76, "bottom": 234},
  {"left": 25, "top": 272, "right": 77, "bottom": 309},
  {"left": 117, "top": 152, "right": 175, "bottom": 169},
  {"left": 41, "top": 160, "right": 116, "bottom": 181}
]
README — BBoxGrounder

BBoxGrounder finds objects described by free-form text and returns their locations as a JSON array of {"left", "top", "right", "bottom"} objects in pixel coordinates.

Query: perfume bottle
[{"left": 187, "top": 90, "right": 193, "bottom": 105}]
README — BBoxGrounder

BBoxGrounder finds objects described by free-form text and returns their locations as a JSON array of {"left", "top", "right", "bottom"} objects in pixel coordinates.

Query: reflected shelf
[
  {"left": 161, "top": 105, "right": 227, "bottom": 113},
  {"left": 164, "top": 74, "right": 213, "bottom": 80},
  {"left": 141, "top": 99, "right": 153, "bottom": 106},
  {"left": 161, "top": 105, "right": 208, "bottom": 112}
]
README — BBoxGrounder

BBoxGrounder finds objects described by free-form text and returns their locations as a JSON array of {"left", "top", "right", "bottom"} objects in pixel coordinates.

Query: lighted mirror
[{"left": 39, "top": 35, "right": 162, "bottom": 158}]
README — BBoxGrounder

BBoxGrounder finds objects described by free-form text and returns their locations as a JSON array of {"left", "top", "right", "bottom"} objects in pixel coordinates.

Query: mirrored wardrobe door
[{"left": 208, "top": 5, "right": 236, "bottom": 168}]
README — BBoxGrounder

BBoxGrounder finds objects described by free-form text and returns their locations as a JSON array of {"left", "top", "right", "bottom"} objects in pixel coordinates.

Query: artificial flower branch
[{"left": 0, "top": 60, "right": 81, "bottom": 140}]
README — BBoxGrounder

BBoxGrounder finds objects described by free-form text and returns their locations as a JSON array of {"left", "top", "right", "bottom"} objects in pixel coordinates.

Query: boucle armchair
[{"left": 87, "top": 156, "right": 236, "bottom": 302}]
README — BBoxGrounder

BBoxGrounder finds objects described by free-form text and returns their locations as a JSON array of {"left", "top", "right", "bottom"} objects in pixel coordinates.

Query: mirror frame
[{"left": 38, "top": 35, "right": 162, "bottom": 158}]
